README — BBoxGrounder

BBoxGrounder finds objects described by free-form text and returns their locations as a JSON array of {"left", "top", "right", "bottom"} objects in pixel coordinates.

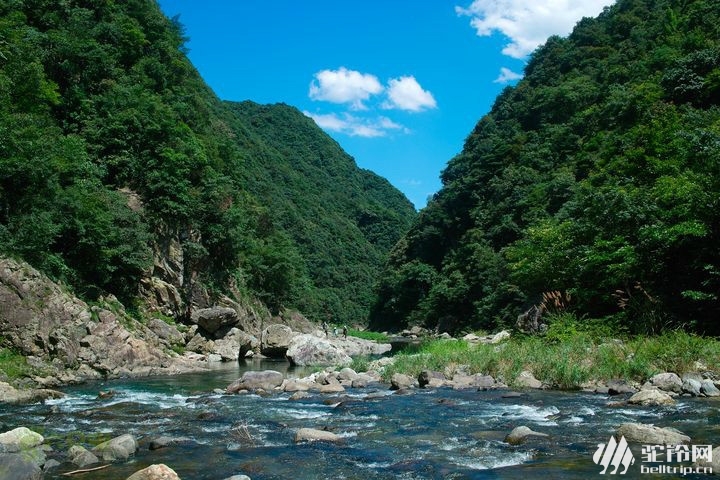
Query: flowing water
[{"left": 1, "top": 360, "right": 718, "bottom": 479}]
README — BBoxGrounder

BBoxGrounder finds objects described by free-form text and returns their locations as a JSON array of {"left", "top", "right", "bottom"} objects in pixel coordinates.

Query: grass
[
  {"left": 380, "top": 330, "right": 720, "bottom": 390},
  {"left": 347, "top": 329, "right": 389, "bottom": 343},
  {"left": 0, "top": 347, "right": 32, "bottom": 380}
]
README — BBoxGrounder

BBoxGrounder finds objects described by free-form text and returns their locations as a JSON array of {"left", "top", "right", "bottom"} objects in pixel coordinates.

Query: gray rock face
[
  {"left": 294, "top": 428, "right": 341, "bottom": 443},
  {"left": 628, "top": 389, "right": 675, "bottom": 406},
  {"left": 617, "top": 423, "right": 690, "bottom": 445},
  {"left": 147, "top": 318, "right": 184, "bottom": 346},
  {"left": 68, "top": 445, "right": 99, "bottom": 467},
  {"left": 191, "top": 307, "right": 238, "bottom": 334},
  {"left": 328, "top": 336, "right": 392, "bottom": 357},
  {"left": 286, "top": 335, "right": 352, "bottom": 367},
  {"left": 504, "top": 426, "right": 549, "bottom": 445},
  {"left": 0, "top": 257, "right": 200, "bottom": 381},
  {"left": 210, "top": 328, "right": 259, "bottom": 362},
  {"left": 226, "top": 370, "right": 284, "bottom": 393},
  {"left": 261, "top": 324, "right": 296, "bottom": 358},
  {"left": 92, "top": 434, "right": 138, "bottom": 462},
  {"left": 606, "top": 379, "right": 637, "bottom": 395},
  {"left": 0, "top": 453, "right": 42, "bottom": 480},
  {"left": 649, "top": 372, "right": 683, "bottom": 393}
]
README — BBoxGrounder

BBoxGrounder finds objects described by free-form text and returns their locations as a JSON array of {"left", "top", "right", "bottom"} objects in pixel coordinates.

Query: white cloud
[
  {"left": 384, "top": 76, "right": 437, "bottom": 112},
  {"left": 303, "top": 111, "right": 408, "bottom": 138},
  {"left": 309, "top": 67, "right": 383, "bottom": 110},
  {"left": 456, "top": 0, "right": 614, "bottom": 59},
  {"left": 494, "top": 67, "right": 523, "bottom": 83}
]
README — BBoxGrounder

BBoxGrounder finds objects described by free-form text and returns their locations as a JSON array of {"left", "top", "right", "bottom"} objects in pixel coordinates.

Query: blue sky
[{"left": 158, "top": 1, "right": 614, "bottom": 208}]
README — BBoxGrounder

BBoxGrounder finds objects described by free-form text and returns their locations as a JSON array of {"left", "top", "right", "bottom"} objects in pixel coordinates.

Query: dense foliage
[
  {"left": 0, "top": 0, "right": 415, "bottom": 323},
  {"left": 371, "top": 0, "right": 720, "bottom": 335}
]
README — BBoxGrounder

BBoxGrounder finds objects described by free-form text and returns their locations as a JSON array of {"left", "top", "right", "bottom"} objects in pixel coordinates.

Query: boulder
[
  {"left": 212, "top": 328, "right": 257, "bottom": 362},
  {"left": 337, "top": 368, "right": 359, "bottom": 382},
  {"left": 92, "top": 434, "right": 138, "bottom": 461},
  {"left": 294, "top": 428, "right": 341, "bottom": 443},
  {"left": 148, "top": 436, "right": 193, "bottom": 451},
  {"left": 627, "top": 389, "right": 675, "bottom": 406},
  {"left": 261, "top": 324, "right": 296, "bottom": 358},
  {"left": 226, "top": 370, "right": 284, "bottom": 394},
  {"left": 286, "top": 335, "right": 352, "bottom": 367},
  {"left": 700, "top": 379, "right": 720, "bottom": 397},
  {"left": 606, "top": 379, "right": 637, "bottom": 395},
  {"left": 0, "top": 453, "right": 42, "bottom": 480},
  {"left": 282, "top": 379, "right": 315, "bottom": 392},
  {"left": 126, "top": 464, "right": 181, "bottom": 480},
  {"left": 390, "top": 373, "right": 416, "bottom": 390},
  {"left": 504, "top": 426, "right": 549, "bottom": 445},
  {"left": 418, "top": 370, "right": 446, "bottom": 389},
  {"left": 190, "top": 307, "right": 238, "bottom": 334},
  {"left": 68, "top": 445, "right": 99, "bottom": 467},
  {"left": 328, "top": 336, "right": 392, "bottom": 357},
  {"left": 682, "top": 378, "right": 702, "bottom": 396},
  {"left": 649, "top": 372, "right": 683, "bottom": 393},
  {"left": 0, "top": 427, "right": 43, "bottom": 452},
  {"left": 319, "top": 383, "right": 345, "bottom": 394},
  {"left": 489, "top": 330, "right": 511, "bottom": 344},
  {"left": 222, "top": 476, "right": 252, "bottom": 480},
  {"left": 451, "top": 373, "right": 495, "bottom": 390},
  {"left": 0, "top": 382, "right": 64, "bottom": 406},
  {"left": 616, "top": 423, "right": 690, "bottom": 445},
  {"left": 515, "top": 370, "right": 542, "bottom": 389}
]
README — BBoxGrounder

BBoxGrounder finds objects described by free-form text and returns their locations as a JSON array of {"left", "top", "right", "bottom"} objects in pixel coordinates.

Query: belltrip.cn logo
[{"left": 593, "top": 436, "right": 636, "bottom": 474}]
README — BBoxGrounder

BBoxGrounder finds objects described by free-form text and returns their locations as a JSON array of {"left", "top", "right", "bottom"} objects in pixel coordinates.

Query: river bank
[{"left": 1, "top": 360, "right": 719, "bottom": 480}]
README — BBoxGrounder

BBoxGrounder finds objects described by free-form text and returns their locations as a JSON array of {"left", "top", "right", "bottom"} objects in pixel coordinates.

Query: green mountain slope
[
  {"left": 0, "top": 0, "right": 415, "bottom": 325},
  {"left": 370, "top": 0, "right": 720, "bottom": 335}
]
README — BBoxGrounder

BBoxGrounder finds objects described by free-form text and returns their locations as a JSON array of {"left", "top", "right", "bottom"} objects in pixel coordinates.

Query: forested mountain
[
  {"left": 370, "top": 0, "right": 720, "bottom": 335},
  {"left": 0, "top": 0, "right": 415, "bottom": 325}
]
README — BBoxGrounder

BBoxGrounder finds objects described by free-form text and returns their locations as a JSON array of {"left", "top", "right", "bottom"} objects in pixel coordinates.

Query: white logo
[{"left": 593, "top": 436, "right": 635, "bottom": 475}]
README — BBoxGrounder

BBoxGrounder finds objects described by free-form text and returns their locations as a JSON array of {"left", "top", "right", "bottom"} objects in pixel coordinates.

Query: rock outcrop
[
  {"left": 261, "top": 324, "right": 296, "bottom": 358},
  {"left": 294, "top": 428, "right": 341, "bottom": 443},
  {"left": 0, "top": 257, "right": 202, "bottom": 384},
  {"left": 616, "top": 423, "right": 690, "bottom": 445},
  {"left": 226, "top": 370, "right": 284, "bottom": 394},
  {"left": 286, "top": 335, "right": 352, "bottom": 367}
]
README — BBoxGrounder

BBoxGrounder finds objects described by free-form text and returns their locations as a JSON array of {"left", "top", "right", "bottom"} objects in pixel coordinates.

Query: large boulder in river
[
  {"left": 504, "top": 426, "right": 549, "bottom": 445},
  {"left": 627, "top": 389, "right": 675, "bottom": 406},
  {"left": 648, "top": 372, "right": 683, "bottom": 393},
  {"left": 616, "top": 423, "right": 690, "bottom": 445},
  {"left": 0, "top": 427, "right": 43, "bottom": 452},
  {"left": 261, "top": 324, "right": 297, "bottom": 358},
  {"left": 68, "top": 445, "right": 99, "bottom": 467},
  {"left": 226, "top": 370, "right": 284, "bottom": 393},
  {"left": 294, "top": 428, "right": 341, "bottom": 443},
  {"left": 286, "top": 334, "right": 352, "bottom": 367},
  {"left": 0, "top": 453, "right": 42, "bottom": 480},
  {"left": 190, "top": 307, "right": 238, "bottom": 335},
  {"left": 211, "top": 328, "right": 259, "bottom": 362},
  {"left": 92, "top": 434, "right": 138, "bottom": 462},
  {"left": 0, "top": 381, "right": 64, "bottom": 404},
  {"left": 126, "top": 464, "right": 181, "bottom": 480}
]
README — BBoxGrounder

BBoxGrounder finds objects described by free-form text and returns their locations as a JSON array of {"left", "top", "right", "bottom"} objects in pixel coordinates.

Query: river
[{"left": 1, "top": 360, "right": 716, "bottom": 479}]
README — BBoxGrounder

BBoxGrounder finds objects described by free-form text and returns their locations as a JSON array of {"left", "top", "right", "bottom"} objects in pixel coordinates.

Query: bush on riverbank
[{"left": 381, "top": 329, "right": 720, "bottom": 390}]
